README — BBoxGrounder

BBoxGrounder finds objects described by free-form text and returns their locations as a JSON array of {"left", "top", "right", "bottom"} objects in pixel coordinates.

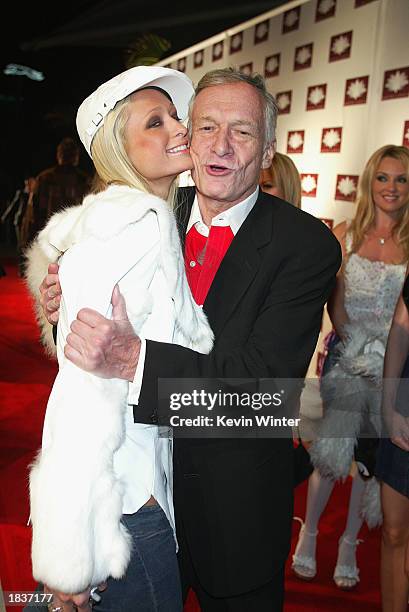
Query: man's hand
[
  {"left": 39, "top": 263, "right": 61, "bottom": 325},
  {"left": 65, "top": 285, "right": 141, "bottom": 381}
]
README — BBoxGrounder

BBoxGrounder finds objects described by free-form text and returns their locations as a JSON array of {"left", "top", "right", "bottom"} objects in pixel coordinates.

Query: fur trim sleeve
[{"left": 30, "top": 362, "right": 132, "bottom": 592}]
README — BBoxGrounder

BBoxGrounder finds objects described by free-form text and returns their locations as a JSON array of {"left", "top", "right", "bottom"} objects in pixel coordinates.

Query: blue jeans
[{"left": 95, "top": 504, "right": 182, "bottom": 612}]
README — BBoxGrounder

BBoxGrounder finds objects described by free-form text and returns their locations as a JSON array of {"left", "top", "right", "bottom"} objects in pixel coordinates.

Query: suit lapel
[
  {"left": 203, "top": 192, "right": 274, "bottom": 336},
  {"left": 176, "top": 188, "right": 276, "bottom": 336},
  {"left": 175, "top": 187, "right": 195, "bottom": 247}
]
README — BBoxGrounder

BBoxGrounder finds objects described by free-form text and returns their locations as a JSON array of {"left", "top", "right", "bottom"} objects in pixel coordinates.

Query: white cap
[{"left": 76, "top": 65, "right": 195, "bottom": 157}]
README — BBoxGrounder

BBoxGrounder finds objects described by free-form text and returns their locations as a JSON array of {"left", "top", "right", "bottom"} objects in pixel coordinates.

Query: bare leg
[
  {"left": 405, "top": 536, "right": 409, "bottom": 579},
  {"left": 380, "top": 482, "right": 409, "bottom": 612},
  {"left": 304, "top": 469, "right": 336, "bottom": 533},
  {"left": 292, "top": 469, "right": 335, "bottom": 579},
  {"left": 334, "top": 469, "right": 365, "bottom": 589}
]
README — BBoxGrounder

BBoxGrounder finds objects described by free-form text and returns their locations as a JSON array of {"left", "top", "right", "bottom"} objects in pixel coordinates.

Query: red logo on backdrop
[
  {"left": 344, "top": 76, "right": 369, "bottom": 105},
  {"left": 230, "top": 33, "right": 243, "bottom": 54},
  {"left": 320, "top": 218, "right": 334, "bottom": 230},
  {"left": 316, "top": 0, "right": 337, "bottom": 21},
  {"left": 294, "top": 43, "right": 313, "bottom": 71},
  {"left": 287, "top": 131, "right": 305, "bottom": 154},
  {"left": 275, "top": 91, "right": 292, "bottom": 115},
  {"left": 306, "top": 84, "right": 327, "bottom": 110},
  {"left": 194, "top": 50, "right": 204, "bottom": 68},
  {"left": 265, "top": 54, "right": 280, "bottom": 78},
  {"left": 212, "top": 41, "right": 224, "bottom": 62},
  {"left": 177, "top": 58, "right": 186, "bottom": 72},
  {"left": 321, "top": 127, "right": 342, "bottom": 153},
  {"left": 382, "top": 67, "right": 409, "bottom": 100},
  {"left": 301, "top": 174, "right": 318, "bottom": 197},
  {"left": 329, "top": 31, "right": 352, "bottom": 62},
  {"left": 335, "top": 175, "right": 359, "bottom": 201},
  {"left": 240, "top": 63, "right": 253, "bottom": 76},
  {"left": 282, "top": 7, "right": 301, "bottom": 33},
  {"left": 254, "top": 20, "right": 269, "bottom": 44},
  {"left": 403, "top": 121, "right": 409, "bottom": 148},
  {"left": 355, "top": 0, "right": 376, "bottom": 6}
]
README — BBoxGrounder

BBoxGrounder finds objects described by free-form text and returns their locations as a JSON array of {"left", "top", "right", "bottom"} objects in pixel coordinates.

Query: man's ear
[{"left": 262, "top": 140, "right": 276, "bottom": 169}]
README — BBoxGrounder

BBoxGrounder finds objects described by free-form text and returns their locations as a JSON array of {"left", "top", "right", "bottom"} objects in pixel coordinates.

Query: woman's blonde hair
[
  {"left": 90, "top": 91, "right": 178, "bottom": 206},
  {"left": 262, "top": 152, "right": 302, "bottom": 208},
  {"left": 349, "top": 144, "right": 409, "bottom": 260}
]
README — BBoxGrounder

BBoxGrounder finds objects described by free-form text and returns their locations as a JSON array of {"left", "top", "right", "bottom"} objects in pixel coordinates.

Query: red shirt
[{"left": 185, "top": 224, "right": 234, "bottom": 306}]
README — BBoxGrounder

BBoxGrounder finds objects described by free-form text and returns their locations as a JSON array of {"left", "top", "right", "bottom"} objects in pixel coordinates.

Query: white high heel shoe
[
  {"left": 291, "top": 523, "right": 318, "bottom": 581},
  {"left": 333, "top": 534, "right": 362, "bottom": 590}
]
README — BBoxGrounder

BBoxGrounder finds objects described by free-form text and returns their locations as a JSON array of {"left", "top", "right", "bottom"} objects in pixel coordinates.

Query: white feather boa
[
  {"left": 25, "top": 185, "right": 214, "bottom": 592},
  {"left": 310, "top": 319, "right": 384, "bottom": 528},
  {"left": 330, "top": 319, "right": 386, "bottom": 383}
]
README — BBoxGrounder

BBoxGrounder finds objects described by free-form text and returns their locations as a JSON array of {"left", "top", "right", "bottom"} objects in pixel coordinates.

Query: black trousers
[{"left": 177, "top": 519, "right": 284, "bottom": 612}]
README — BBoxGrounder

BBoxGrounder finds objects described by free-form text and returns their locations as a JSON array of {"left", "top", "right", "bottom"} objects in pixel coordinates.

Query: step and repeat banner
[{"left": 157, "top": 0, "right": 409, "bottom": 377}]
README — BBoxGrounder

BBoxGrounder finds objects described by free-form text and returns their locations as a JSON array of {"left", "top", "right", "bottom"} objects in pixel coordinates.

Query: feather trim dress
[{"left": 310, "top": 232, "right": 405, "bottom": 527}]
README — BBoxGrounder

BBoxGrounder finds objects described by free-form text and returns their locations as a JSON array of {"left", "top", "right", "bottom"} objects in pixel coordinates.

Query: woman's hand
[
  {"left": 45, "top": 583, "right": 106, "bottom": 611},
  {"left": 45, "top": 585, "right": 91, "bottom": 611},
  {"left": 39, "top": 263, "right": 61, "bottom": 325},
  {"left": 390, "top": 410, "right": 409, "bottom": 451}
]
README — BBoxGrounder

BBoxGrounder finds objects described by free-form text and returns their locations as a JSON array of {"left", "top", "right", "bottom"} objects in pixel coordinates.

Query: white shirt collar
[{"left": 186, "top": 187, "right": 259, "bottom": 237}]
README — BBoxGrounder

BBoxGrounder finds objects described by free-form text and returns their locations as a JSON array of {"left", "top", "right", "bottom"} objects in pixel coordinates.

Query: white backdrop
[{"left": 157, "top": 0, "right": 409, "bottom": 376}]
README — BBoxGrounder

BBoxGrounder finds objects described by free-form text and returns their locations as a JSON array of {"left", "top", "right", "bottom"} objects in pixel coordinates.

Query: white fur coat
[{"left": 25, "top": 185, "right": 213, "bottom": 593}]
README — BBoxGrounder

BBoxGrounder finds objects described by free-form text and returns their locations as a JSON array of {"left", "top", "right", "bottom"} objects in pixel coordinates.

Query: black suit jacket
[{"left": 135, "top": 188, "right": 342, "bottom": 597}]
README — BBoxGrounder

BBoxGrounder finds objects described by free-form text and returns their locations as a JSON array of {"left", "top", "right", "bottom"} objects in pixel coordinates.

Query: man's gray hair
[{"left": 189, "top": 67, "right": 277, "bottom": 147}]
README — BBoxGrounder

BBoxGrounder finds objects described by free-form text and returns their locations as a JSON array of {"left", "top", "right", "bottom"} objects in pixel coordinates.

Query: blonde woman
[
  {"left": 292, "top": 144, "right": 409, "bottom": 589},
  {"left": 25, "top": 66, "right": 213, "bottom": 612},
  {"left": 259, "top": 151, "right": 302, "bottom": 208}
]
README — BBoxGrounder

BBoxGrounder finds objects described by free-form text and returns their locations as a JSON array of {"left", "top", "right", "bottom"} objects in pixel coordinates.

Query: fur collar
[
  {"left": 36, "top": 184, "right": 172, "bottom": 261},
  {"left": 24, "top": 184, "right": 213, "bottom": 356}
]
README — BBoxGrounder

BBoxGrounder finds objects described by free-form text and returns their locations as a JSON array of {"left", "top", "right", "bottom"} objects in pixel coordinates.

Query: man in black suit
[{"left": 42, "top": 68, "right": 341, "bottom": 610}]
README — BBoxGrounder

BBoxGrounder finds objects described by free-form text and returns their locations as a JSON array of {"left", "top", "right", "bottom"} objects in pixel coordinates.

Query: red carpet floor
[{"left": 0, "top": 257, "right": 382, "bottom": 611}]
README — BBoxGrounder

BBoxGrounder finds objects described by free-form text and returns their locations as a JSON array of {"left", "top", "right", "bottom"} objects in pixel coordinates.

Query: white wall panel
[{"left": 157, "top": 0, "right": 409, "bottom": 376}]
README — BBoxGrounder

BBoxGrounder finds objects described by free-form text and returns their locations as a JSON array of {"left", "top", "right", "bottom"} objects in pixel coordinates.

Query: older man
[{"left": 41, "top": 68, "right": 341, "bottom": 611}]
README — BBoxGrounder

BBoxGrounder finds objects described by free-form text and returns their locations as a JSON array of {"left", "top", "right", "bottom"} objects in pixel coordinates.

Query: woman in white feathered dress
[
  {"left": 292, "top": 145, "right": 409, "bottom": 590},
  {"left": 24, "top": 66, "right": 213, "bottom": 611}
]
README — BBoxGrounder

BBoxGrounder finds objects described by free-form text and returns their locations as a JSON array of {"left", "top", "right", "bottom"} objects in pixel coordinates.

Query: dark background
[{"left": 0, "top": 0, "right": 289, "bottom": 197}]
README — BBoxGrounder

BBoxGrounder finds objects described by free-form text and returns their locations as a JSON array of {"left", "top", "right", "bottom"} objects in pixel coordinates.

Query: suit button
[{"left": 150, "top": 412, "right": 158, "bottom": 424}]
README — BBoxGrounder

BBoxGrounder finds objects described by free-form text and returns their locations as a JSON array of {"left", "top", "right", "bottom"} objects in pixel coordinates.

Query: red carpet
[{"left": 0, "top": 257, "right": 382, "bottom": 611}]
